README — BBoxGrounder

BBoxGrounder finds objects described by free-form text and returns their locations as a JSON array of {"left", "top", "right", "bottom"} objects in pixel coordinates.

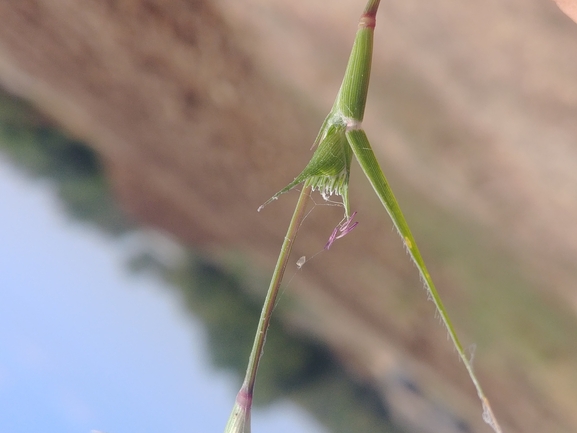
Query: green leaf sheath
[
  {"left": 334, "top": 1, "right": 379, "bottom": 121},
  {"left": 258, "top": 2, "right": 382, "bottom": 216}
]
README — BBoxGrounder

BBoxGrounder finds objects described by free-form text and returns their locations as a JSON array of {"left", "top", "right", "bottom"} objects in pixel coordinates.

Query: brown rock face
[{"left": 2, "top": 1, "right": 577, "bottom": 432}]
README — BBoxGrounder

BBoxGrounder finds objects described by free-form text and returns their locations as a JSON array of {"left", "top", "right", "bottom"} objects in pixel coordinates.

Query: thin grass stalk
[{"left": 224, "top": 186, "right": 311, "bottom": 433}]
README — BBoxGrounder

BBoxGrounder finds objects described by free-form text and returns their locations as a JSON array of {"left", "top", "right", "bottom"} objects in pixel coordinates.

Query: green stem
[
  {"left": 243, "top": 186, "right": 311, "bottom": 394},
  {"left": 363, "top": 0, "right": 381, "bottom": 16},
  {"left": 226, "top": 187, "right": 312, "bottom": 432}
]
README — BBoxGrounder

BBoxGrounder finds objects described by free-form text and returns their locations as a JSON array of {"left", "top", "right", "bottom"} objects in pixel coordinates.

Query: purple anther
[{"left": 325, "top": 212, "right": 359, "bottom": 250}]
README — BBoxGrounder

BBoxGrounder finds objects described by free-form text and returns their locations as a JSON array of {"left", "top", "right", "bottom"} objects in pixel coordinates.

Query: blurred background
[{"left": 1, "top": 1, "right": 577, "bottom": 432}]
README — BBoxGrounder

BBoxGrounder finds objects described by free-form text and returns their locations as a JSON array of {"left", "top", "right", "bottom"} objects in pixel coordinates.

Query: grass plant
[{"left": 225, "top": 1, "right": 502, "bottom": 432}]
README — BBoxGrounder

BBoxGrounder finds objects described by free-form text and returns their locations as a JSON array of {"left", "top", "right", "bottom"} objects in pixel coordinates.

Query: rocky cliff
[{"left": 2, "top": 1, "right": 577, "bottom": 432}]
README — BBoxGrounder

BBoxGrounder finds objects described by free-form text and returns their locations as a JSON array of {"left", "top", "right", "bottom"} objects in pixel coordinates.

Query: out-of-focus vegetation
[
  {"left": 157, "top": 253, "right": 404, "bottom": 433},
  {"left": 0, "top": 91, "right": 130, "bottom": 235},
  {"left": 0, "top": 88, "right": 405, "bottom": 433}
]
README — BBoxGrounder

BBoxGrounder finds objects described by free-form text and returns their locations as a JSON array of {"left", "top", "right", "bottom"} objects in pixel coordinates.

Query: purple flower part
[
  {"left": 325, "top": 212, "right": 358, "bottom": 250},
  {"left": 335, "top": 220, "right": 358, "bottom": 240},
  {"left": 325, "top": 226, "right": 339, "bottom": 250}
]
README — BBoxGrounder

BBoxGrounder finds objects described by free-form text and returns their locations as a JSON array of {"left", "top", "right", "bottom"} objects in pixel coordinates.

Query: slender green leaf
[{"left": 346, "top": 128, "right": 502, "bottom": 433}]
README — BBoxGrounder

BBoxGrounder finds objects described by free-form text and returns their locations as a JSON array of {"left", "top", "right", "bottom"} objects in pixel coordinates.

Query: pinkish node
[
  {"left": 359, "top": 14, "right": 376, "bottom": 29},
  {"left": 236, "top": 388, "right": 253, "bottom": 409}
]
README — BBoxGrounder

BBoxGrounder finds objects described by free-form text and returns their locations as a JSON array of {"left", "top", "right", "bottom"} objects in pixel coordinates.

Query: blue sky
[{"left": 0, "top": 155, "right": 326, "bottom": 433}]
